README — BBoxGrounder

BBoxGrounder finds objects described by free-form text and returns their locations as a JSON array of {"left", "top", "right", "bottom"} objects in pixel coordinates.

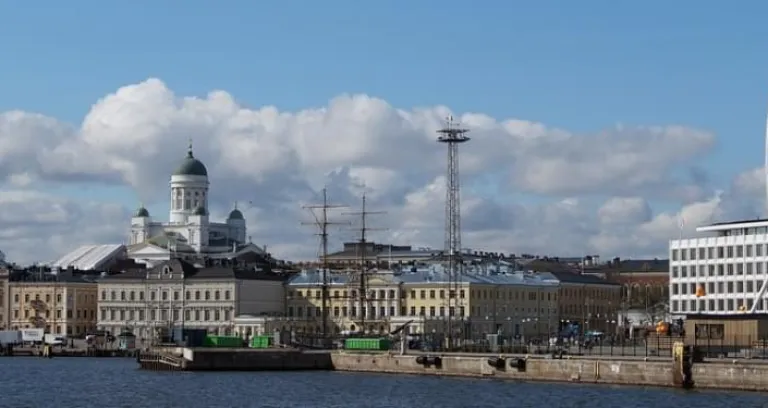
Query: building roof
[
  {"left": 51, "top": 244, "right": 126, "bottom": 271},
  {"left": 288, "top": 264, "right": 561, "bottom": 288},
  {"left": 696, "top": 218, "right": 768, "bottom": 233},
  {"left": 8, "top": 269, "right": 99, "bottom": 284},
  {"left": 228, "top": 208, "right": 244, "bottom": 220},
  {"left": 546, "top": 271, "right": 620, "bottom": 286},
  {"left": 100, "top": 258, "right": 286, "bottom": 282},
  {"left": 173, "top": 146, "right": 208, "bottom": 177},
  {"left": 134, "top": 206, "right": 149, "bottom": 217}
]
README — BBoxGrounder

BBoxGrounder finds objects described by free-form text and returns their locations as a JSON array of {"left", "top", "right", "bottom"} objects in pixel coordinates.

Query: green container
[
  {"left": 345, "top": 337, "right": 390, "bottom": 351},
  {"left": 204, "top": 335, "right": 243, "bottom": 348},
  {"left": 250, "top": 335, "right": 272, "bottom": 349}
]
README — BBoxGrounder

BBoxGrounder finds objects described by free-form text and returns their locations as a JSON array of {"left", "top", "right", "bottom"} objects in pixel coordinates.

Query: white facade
[
  {"left": 97, "top": 260, "right": 285, "bottom": 339},
  {"left": 127, "top": 144, "right": 252, "bottom": 266},
  {"left": 669, "top": 220, "right": 768, "bottom": 315}
]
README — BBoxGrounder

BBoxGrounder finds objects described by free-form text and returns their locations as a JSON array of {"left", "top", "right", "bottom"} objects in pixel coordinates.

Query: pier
[{"left": 137, "top": 346, "right": 768, "bottom": 392}]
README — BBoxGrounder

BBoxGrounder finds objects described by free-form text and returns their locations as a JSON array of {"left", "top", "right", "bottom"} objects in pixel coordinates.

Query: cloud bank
[{"left": 0, "top": 78, "right": 761, "bottom": 264}]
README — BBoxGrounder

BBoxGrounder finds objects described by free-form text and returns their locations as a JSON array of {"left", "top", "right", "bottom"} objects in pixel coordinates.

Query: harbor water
[{"left": 0, "top": 358, "right": 766, "bottom": 407}]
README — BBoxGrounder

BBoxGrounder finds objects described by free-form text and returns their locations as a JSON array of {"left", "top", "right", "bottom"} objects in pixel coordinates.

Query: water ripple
[{"left": 0, "top": 358, "right": 766, "bottom": 408}]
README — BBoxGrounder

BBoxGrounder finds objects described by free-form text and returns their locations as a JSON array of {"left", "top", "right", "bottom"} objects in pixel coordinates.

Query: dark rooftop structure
[
  {"left": 100, "top": 258, "right": 289, "bottom": 282},
  {"left": 546, "top": 270, "right": 620, "bottom": 286},
  {"left": 7, "top": 268, "right": 101, "bottom": 284}
]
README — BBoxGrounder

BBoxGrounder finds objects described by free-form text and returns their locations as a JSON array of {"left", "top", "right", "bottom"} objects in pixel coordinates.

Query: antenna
[
  {"left": 343, "top": 193, "right": 387, "bottom": 334},
  {"left": 301, "top": 187, "right": 348, "bottom": 343},
  {"left": 436, "top": 115, "right": 470, "bottom": 349}
]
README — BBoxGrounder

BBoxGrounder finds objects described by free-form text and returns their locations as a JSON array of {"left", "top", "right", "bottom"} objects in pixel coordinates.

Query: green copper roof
[
  {"left": 173, "top": 143, "right": 208, "bottom": 177},
  {"left": 228, "top": 208, "right": 244, "bottom": 220},
  {"left": 193, "top": 206, "right": 208, "bottom": 216},
  {"left": 134, "top": 206, "right": 149, "bottom": 217}
]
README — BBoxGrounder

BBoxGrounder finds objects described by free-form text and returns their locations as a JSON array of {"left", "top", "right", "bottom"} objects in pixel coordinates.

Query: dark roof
[
  {"left": 547, "top": 271, "right": 620, "bottom": 286},
  {"left": 228, "top": 208, "right": 244, "bottom": 220},
  {"left": 613, "top": 259, "right": 668, "bottom": 273},
  {"left": 8, "top": 270, "right": 99, "bottom": 284},
  {"left": 525, "top": 260, "right": 574, "bottom": 273},
  {"left": 134, "top": 206, "right": 149, "bottom": 217},
  {"left": 173, "top": 147, "right": 208, "bottom": 177},
  {"left": 101, "top": 258, "right": 286, "bottom": 282}
]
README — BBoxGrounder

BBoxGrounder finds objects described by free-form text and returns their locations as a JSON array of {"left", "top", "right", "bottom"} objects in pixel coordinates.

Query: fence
[{"left": 270, "top": 330, "right": 768, "bottom": 359}]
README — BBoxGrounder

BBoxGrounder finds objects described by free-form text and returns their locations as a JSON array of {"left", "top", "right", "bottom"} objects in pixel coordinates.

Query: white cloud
[{"left": 0, "top": 78, "right": 761, "bottom": 264}]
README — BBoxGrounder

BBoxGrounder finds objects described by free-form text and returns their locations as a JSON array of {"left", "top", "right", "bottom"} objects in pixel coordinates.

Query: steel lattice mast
[{"left": 436, "top": 115, "right": 470, "bottom": 347}]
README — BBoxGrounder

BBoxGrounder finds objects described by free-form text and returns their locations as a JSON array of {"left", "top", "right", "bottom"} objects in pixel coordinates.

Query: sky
[{"left": 0, "top": 1, "right": 767, "bottom": 264}]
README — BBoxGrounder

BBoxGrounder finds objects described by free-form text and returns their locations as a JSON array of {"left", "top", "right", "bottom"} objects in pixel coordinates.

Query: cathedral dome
[
  {"left": 134, "top": 206, "right": 150, "bottom": 217},
  {"left": 173, "top": 144, "right": 208, "bottom": 177},
  {"left": 228, "top": 208, "right": 244, "bottom": 220},
  {"left": 193, "top": 205, "right": 208, "bottom": 216}
]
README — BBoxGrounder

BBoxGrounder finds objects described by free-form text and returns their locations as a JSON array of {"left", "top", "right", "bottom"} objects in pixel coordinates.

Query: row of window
[
  {"left": 671, "top": 262, "right": 768, "bottom": 278},
  {"left": 8, "top": 324, "right": 93, "bottom": 336},
  {"left": 287, "top": 304, "right": 558, "bottom": 319},
  {"left": 289, "top": 288, "right": 558, "bottom": 302},
  {"left": 672, "top": 281, "right": 765, "bottom": 296},
  {"left": 671, "top": 298, "right": 767, "bottom": 313},
  {"left": 99, "top": 307, "right": 231, "bottom": 322},
  {"left": 13, "top": 293, "right": 95, "bottom": 304},
  {"left": 101, "top": 289, "right": 231, "bottom": 302},
  {"left": 11, "top": 308, "right": 93, "bottom": 320},
  {"left": 672, "top": 243, "right": 768, "bottom": 261}
]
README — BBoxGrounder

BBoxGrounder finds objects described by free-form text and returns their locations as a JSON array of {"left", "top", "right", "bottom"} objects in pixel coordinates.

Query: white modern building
[
  {"left": 96, "top": 258, "right": 286, "bottom": 340},
  {"left": 669, "top": 219, "right": 768, "bottom": 315}
]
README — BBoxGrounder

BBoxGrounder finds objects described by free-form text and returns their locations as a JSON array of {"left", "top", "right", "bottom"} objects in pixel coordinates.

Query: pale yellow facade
[
  {"left": 286, "top": 274, "right": 406, "bottom": 335},
  {"left": 285, "top": 272, "right": 560, "bottom": 339},
  {"left": 8, "top": 281, "right": 98, "bottom": 336}
]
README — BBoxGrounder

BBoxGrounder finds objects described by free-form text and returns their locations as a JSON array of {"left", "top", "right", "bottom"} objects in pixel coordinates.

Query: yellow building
[
  {"left": 7, "top": 269, "right": 99, "bottom": 336},
  {"left": 548, "top": 271, "right": 622, "bottom": 333},
  {"left": 284, "top": 267, "right": 560, "bottom": 340},
  {"left": 285, "top": 270, "right": 406, "bottom": 335}
]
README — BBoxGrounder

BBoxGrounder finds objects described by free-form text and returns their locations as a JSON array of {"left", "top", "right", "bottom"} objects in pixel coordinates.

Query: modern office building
[{"left": 669, "top": 219, "right": 768, "bottom": 315}]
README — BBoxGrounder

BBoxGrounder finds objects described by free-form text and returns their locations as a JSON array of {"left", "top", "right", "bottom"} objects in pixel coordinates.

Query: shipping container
[
  {"left": 172, "top": 328, "right": 208, "bottom": 347},
  {"left": 20, "top": 328, "right": 44, "bottom": 343},
  {"left": 0, "top": 330, "right": 22, "bottom": 346},
  {"left": 250, "top": 335, "right": 272, "bottom": 348},
  {"left": 344, "top": 338, "right": 390, "bottom": 351},
  {"left": 204, "top": 335, "right": 243, "bottom": 348}
]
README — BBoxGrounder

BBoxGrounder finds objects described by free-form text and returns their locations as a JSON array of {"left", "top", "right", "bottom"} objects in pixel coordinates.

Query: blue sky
[{"left": 0, "top": 0, "right": 766, "bottom": 204}]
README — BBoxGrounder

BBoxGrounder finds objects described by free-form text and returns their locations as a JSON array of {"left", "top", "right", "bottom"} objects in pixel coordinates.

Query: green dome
[
  {"left": 134, "top": 206, "right": 149, "bottom": 217},
  {"left": 193, "top": 206, "right": 208, "bottom": 216},
  {"left": 228, "top": 209, "right": 244, "bottom": 220},
  {"left": 173, "top": 145, "right": 208, "bottom": 177}
]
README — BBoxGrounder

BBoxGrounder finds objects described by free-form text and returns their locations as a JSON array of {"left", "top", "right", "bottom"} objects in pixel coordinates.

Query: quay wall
[
  {"left": 330, "top": 353, "right": 768, "bottom": 392},
  {"left": 185, "top": 349, "right": 333, "bottom": 371}
]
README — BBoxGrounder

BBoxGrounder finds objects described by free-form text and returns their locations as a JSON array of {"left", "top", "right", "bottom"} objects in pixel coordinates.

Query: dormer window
[{"left": 163, "top": 266, "right": 171, "bottom": 275}]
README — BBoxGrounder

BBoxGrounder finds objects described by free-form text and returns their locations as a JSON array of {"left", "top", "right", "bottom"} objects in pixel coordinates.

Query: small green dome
[
  {"left": 173, "top": 144, "right": 208, "bottom": 177},
  {"left": 193, "top": 206, "right": 208, "bottom": 216},
  {"left": 134, "top": 206, "right": 149, "bottom": 217},
  {"left": 228, "top": 209, "right": 244, "bottom": 220}
]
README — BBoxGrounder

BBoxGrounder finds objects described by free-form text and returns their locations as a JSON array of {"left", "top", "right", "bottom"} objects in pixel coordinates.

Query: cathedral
[{"left": 126, "top": 144, "right": 265, "bottom": 266}]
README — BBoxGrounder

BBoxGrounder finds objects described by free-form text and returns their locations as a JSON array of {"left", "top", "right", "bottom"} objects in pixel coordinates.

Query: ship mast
[
  {"left": 302, "top": 188, "right": 347, "bottom": 343},
  {"left": 343, "top": 193, "right": 386, "bottom": 334}
]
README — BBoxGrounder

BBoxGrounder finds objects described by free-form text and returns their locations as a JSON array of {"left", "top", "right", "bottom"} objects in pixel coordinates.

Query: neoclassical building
[{"left": 127, "top": 143, "right": 265, "bottom": 266}]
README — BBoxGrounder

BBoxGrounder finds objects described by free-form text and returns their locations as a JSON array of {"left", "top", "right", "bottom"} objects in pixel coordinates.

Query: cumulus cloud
[{"left": 0, "top": 78, "right": 761, "bottom": 264}]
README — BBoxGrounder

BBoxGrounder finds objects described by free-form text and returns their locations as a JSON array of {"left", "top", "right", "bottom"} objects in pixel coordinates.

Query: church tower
[
  {"left": 130, "top": 205, "right": 151, "bottom": 245},
  {"left": 169, "top": 141, "right": 210, "bottom": 224}
]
